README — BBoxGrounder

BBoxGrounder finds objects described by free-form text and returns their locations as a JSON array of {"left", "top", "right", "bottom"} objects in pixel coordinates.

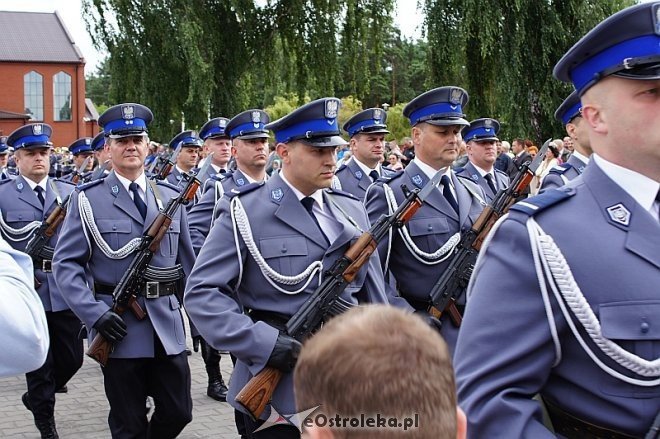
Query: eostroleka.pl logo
[{"left": 253, "top": 405, "right": 322, "bottom": 433}]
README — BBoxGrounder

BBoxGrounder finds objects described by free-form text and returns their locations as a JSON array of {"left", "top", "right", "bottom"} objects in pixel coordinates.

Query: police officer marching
[
  {"left": 53, "top": 103, "right": 195, "bottom": 438},
  {"left": 454, "top": 3, "right": 660, "bottom": 437},
  {"left": 0, "top": 123, "right": 82, "bottom": 439},
  {"left": 89, "top": 130, "right": 113, "bottom": 181},
  {"left": 196, "top": 117, "right": 232, "bottom": 185},
  {"left": 0, "top": 136, "right": 12, "bottom": 180},
  {"left": 184, "top": 97, "right": 395, "bottom": 438},
  {"left": 61, "top": 137, "right": 95, "bottom": 183},
  {"left": 365, "top": 86, "right": 487, "bottom": 356},
  {"left": 165, "top": 130, "right": 203, "bottom": 189}
]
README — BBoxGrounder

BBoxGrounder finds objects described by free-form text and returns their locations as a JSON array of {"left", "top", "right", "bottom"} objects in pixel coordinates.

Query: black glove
[
  {"left": 414, "top": 310, "right": 443, "bottom": 333},
  {"left": 266, "top": 333, "right": 302, "bottom": 373},
  {"left": 93, "top": 310, "right": 127, "bottom": 343}
]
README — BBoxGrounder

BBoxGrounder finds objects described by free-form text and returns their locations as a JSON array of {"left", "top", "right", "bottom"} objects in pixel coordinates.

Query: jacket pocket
[
  {"left": 260, "top": 236, "right": 309, "bottom": 275},
  {"left": 96, "top": 219, "right": 132, "bottom": 249}
]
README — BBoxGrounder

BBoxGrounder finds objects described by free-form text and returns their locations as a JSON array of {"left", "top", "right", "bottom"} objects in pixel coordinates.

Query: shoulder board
[
  {"left": 155, "top": 180, "right": 182, "bottom": 192},
  {"left": 54, "top": 178, "right": 75, "bottom": 186},
  {"left": 380, "top": 169, "right": 404, "bottom": 183},
  {"left": 453, "top": 167, "right": 465, "bottom": 174},
  {"left": 0, "top": 178, "right": 13, "bottom": 186},
  {"left": 335, "top": 164, "right": 348, "bottom": 173},
  {"left": 226, "top": 181, "right": 265, "bottom": 199},
  {"left": 510, "top": 187, "right": 574, "bottom": 216},
  {"left": 456, "top": 173, "right": 477, "bottom": 184},
  {"left": 325, "top": 187, "right": 358, "bottom": 200},
  {"left": 77, "top": 178, "right": 105, "bottom": 191},
  {"left": 494, "top": 168, "right": 508, "bottom": 177},
  {"left": 381, "top": 166, "right": 398, "bottom": 176},
  {"left": 214, "top": 171, "right": 232, "bottom": 182},
  {"left": 548, "top": 163, "right": 573, "bottom": 175}
]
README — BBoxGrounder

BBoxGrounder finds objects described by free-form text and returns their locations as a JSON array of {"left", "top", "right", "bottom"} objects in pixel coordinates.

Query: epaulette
[
  {"left": 155, "top": 179, "right": 182, "bottom": 192},
  {"left": 54, "top": 178, "right": 75, "bottom": 186},
  {"left": 453, "top": 167, "right": 465, "bottom": 174},
  {"left": 325, "top": 187, "right": 358, "bottom": 200},
  {"left": 379, "top": 169, "right": 404, "bottom": 183},
  {"left": 510, "top": 187, "right": 574, "bottom": 216},
  {"left": 226, "top": 181, "right": 265, "bottom": 199},
  {"left": 494, "top": 168, "right": 508, "bottom": 178},
  {"left": 381, "top": 166, "right": 398, "bottom": 177},
  {"left": 77, "top": 178, "right": 105, "bottom": 191},
  {"left": 548, "top": 163, "right": 573, "bottom": 175},
  {"left": 335, "top": 164, "right": 348, "bottom": 173},
  {"left": 0, "top": 178, "right": 13, "bottom": 186},
  {"left": 210, "top": 171, "right": 232, "bottom": 182}
]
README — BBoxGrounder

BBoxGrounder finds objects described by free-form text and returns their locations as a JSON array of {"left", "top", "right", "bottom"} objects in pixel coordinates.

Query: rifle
[
  {"left": 151, "top": 144, "right": 182, "bottom": 181},
  {"left": 427, "top": 139, "right": 551, "bottom": 326},
  {"left": 88, "top": 159, "right": 110, "bottom": 182},
  {"left": 235, "top": 169, "right": 445, "bottom": 420},
  {"left": 68, "top": 156, "right": 93, "bottom": 185},
  {"left": 86, "top": 158, "right": 212, "bottom": 366}
]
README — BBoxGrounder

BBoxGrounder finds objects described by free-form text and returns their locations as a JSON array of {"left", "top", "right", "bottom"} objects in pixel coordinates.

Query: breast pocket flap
[
  {"left": 260, "top": 236, "right": 308, "bottom": 259},
  {"left": 407, "top": 217, "right": 450, "bottom": 237},
  {"left": 600, "top": 301, "right": 660, "bottom": 340},
  {"left": 96, "top": 219, "right": 132, "bottom": 233}
]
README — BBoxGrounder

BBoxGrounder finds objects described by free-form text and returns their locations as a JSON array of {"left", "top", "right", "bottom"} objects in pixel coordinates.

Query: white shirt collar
[
  {"left": 280, "top": 172, "right": 325, "bottom": 211},
  {"left": 235, "top": 168, "right": 261, "bottom": 184},
  {"left": 470, "top": 162, "right": 494, "bottom": 178},
  {"left": 352, "top": 157, "right": 380, "bottom": 178},
  {"left": 592, "top": 154, "right": 659, "bottom": 215},
  {"left": 210, "top": 163, "right": 228, "bottom": 174},
  {"left": 114, "top": 171, "right": 147, "bottom": 195},
  {"left": 175, "top": 165, "right": 188, "bottom": 175},
  {"left": 412, "top": 158, "right": 452, "bottom": 183},
  {"left": 22, "top": 175, "right": 49, "bottom": 192},
  {"left": 570, "top": 150, "right": 590, "bottom": 166}
]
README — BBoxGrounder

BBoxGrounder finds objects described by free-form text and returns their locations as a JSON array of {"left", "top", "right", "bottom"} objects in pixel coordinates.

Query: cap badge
[
  {"left": 654, "top": 3, "right": 660, "bottom": 35},
  {"left": 484, "top": 119, "right": 493, "bottom": 128},
  {"left": 85, "top": 138, "right": 91, "bottom": 145},
  {"left": 606, "top": 203, "right": 630, "bottom": 227},
  {"left": 219, "top": 119, "right": 227, "bottom": 128},
  {"left": 271, "top": 187, "right": 283, "bottom": 202},
  {"left": 32, "top": 124, "right": 43, "bottom": 135},
  {"left": 111, "top": 185, "right": 119, "bottom": 194},
  {"left": 412, "top": 174, "right": 423, "bottom": 187},
  {"left": 373, "top": 109, "right": 382, "bottom": 121},
  {"left": 251, "top": 111, "right": 261, "bottom": 125},
  {"left": 122, "top": 105, "right": 135, "bottom": 120},
  {"left": 450, "top": 88, "right": 463, "bottom": 105},
  {"left": 325, "top": 99, "right": 339, "bottom": 119}
]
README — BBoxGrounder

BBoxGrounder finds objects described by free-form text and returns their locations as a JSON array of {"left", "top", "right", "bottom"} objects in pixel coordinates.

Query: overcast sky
[{"left": 0, "top": 0, "right": 424, "bottom": 76}]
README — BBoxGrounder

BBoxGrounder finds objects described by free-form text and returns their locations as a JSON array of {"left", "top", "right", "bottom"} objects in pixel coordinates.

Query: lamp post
[{"left": 385, "top": 64, "right": 395, "bottom": 105}]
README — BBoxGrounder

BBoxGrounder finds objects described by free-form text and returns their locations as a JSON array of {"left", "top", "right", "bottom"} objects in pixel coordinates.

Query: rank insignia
[
  {"left": 17, "top": 182, "right": 23, "bottom": 190},
  {"left": 412, "top": 174, "right": 423, "bottom": 187},
  {"left": 32, "top": 124, "right": 43, "bottom": 135},
  {"left": 122, "top": 105, "right": 135, "bottom": 120},
  {"left": 578, "top": 165, "right": 585, "bottom": 173},
  {"left": 271, "top": 188, "right": 284, "bottom": 202},
  {"left": 236, "top": 178, "right": 246, "bottom": 186},
  {"left": 111, "top": 185, "right": 119, "bottom": 194},
  {"left": 471, "top": 174, "right": 479, "bottom": 181},
  {"left": 325, "top": 99, "right": 339, "bottom": 119},
  {"left": 606, "top": 203, "right": 630, "bottom": 227},
  {"left": 355, "top": 170, "right": 363, "bottom": 179}
]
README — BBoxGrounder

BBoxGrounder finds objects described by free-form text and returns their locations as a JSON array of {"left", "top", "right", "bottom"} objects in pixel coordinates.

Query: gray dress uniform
[
  {"left": 364, "top": 161, "right": 486, "bottom": 355},
  {"left": 456, "top": 161, "right": 509, "bottom": 202},
  {"left": 185, "top": 172, "right": 392, "bottom": 417},
  {"left": 334, "top": 159, "right": 397, "bottom": 202},
  {"left": 540, "top": 153, "right": 588, "bottom": 192}
]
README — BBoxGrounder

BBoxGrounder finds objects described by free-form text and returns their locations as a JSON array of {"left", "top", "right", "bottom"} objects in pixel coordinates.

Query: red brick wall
[{"left": 0, "top": 61, "right": 94, "bottom": 147}]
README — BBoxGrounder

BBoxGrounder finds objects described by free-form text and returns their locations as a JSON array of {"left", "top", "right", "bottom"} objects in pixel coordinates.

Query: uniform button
[
  {"left": 112, "top": 225, "right": 117, "bottom": 231},
  {"left": 19, "top": 215, "right": 23, "bottom": 220},
  {"left": 427, "top": 225, "right": 433, "bottom": 231},
  {"left": 281, "top": 247, "right": 287, "bottom": 254},
  {"left": 640, "top": 322, "right": 650, "bottom": 334}
]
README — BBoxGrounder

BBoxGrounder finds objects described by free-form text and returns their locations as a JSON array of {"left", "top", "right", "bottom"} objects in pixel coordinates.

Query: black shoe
[
  {"left": 22, "top": 392, "right": 32, "bottom": 412},
  {"left": 55, "top": 385, "right": 68, "bottom": 394},
  {"left": 207, "top": 378, "right": 228, "bottom": 402},
  {"left": 35, "top": 417, "right": 59, "bottom": 439},
  {"left": 185, "top": 347, "right": 192, "bottom": 356}
]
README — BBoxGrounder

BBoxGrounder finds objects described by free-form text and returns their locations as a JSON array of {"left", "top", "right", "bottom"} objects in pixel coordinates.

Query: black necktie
[
  {"left": 219, "top": 169, "right": 227, "bottom": 174},
  {"left": 656, "top": 189, "right": 660, "bottom": 222},
  {"left": 440, "top": 175, "right": 459, "bottom": 213},
  {"left": 129, "top": 182, "right": 147, "bottom": 219},
  {"left": 484, "top": 173, "right": 497, "bottom": 194},
  {"left": 301, "top": 197, "right": 329, "bottom": 244},
  {"left": 34, "top": 186, "right": 45, "bottom": 207},
  {"left": 369, "top": 170, "right": 379, "bottom": 182}
]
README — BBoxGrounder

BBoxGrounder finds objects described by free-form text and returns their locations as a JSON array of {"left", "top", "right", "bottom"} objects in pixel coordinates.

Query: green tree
[{"left": 85, "top": 58, "right": 112, "bottom": 108}]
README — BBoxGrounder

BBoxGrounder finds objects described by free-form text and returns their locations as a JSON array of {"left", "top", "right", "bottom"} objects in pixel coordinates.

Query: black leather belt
[
  {"left": 248, "top": 309, "right": 290, "bottom": 332},
  {"left": 34, "top": 258, "right": 53, "bottom": 273},
  {"left": 544, "top": 398, "right": 638, "bottom": 439},
  {"left": 94, "top": 281, "right": 178, "bottom": 299}
]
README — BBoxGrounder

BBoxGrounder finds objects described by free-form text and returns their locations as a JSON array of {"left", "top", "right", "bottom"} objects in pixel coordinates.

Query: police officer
[
  {"left": 456, "top": 118, "right": 510, "bottom": 202},
  {"left": 90, "top": 130, "right": 113, "bottom": 180},
  {"left": 165, "top": 130, "right": 203, "bottom": 188},
  {"left": 197, "top": 117, "right": 232, "bottom": 184},
  {"left": 364, "top": 86, "right": 487, "bottom": 356},
  {"left": 53, "top": 104, "right": 195, "bottom": 438},
  {"left": 0, "top": 136, "right": 11, "bottom": 180},
  {"left": 335, "top": 108, "right": 396, "bottom": 201},
  {"left": 61, "top": 137, "right": 95, "bottom": 181},
  {"left": 540, "top": 91, "right": 593, "bottom": 192},
  {"left": 0, "top": 123, "right": 82, "bottom": 439},
  {"left": 185, "top": 97, "right": 394, "bottom": 439},
  {"left": 454, "top": 3, "right": 660, "bottom": 437}
]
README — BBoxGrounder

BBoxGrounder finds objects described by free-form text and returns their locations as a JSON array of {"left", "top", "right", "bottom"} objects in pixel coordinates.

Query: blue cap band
[
  {"left": 347, "top": 119, "right": 387, "bottom": 137},
  {"left": 103, "top": 118, "right": 149, "bottom": 135},
  {"left": 71, "top": 144, "right": 93, "bottom": 155},
  {"left": 408, "top": 102, "right": 464, "bottom": 126},
  {"left": 570, "top": 34, "right": 660, "bottom": 94},
  {"left": 14, "top": 134, "right": 51, "bottom": 148},
  {"left": 202, "top": 126, "right": 227, "bottom": 139},
  {"left": 228, "top": 122, "right": 267, "bottom": 139},
  {"left": 274, "top": 118, "right": 340, "bottom": 143},
  {"left": 173, "top": 136, "right": 203, "bottom": 148},
  {"left": 560, "top": 101, "right": 582, "bottom": 125},
  {"left": 464, "top": 127, "right": 498, "bottom": 142}
]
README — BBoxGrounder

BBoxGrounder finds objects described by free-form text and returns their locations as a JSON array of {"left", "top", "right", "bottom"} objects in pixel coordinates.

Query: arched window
[
  {"left": 24, "top": 71, "right": 43, "bottom": 121},
  {"left": 53, "top": 71, "right": 72, "bottom": 121}
]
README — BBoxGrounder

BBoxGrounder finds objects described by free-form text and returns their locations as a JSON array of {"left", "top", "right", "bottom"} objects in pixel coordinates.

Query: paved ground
[{"left": 0, "top": 331, "right": 239, "bottom": 438}]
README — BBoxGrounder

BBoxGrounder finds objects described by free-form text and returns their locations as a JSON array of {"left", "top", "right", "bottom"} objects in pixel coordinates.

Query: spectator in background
[
  {"left": 0, "top": 235, "right": 49, "bottom": 378},
  {"left": 494, "top": 140, "right": 516, "bottom": 179},
  {"left": 453, "top": 140, "right": 469, "bottom": 168},
  {"left": 295, "top": 305, "right": 466, "bottom": 439},
  {"left": 527, "top": 145, "right": 539, "bottom": 159},
  {"left": 386, "top": 152, "right": 404, "bottom": 170},
  {"left": 531, "top": 143, "right": 559, "bottom": 194},
  {"left": 512, "top": 138, "right": 532, "bottom": 200},
  {"left": 553, "top": 139, "right": 565, "bottom": 163},
  {"left": 400, "top": 136, "right": 415, "bottom": 165}
]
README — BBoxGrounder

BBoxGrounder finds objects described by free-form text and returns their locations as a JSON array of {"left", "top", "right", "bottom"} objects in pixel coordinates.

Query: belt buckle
[
  {"left": 42, "top": 260, "right": 52, "bottom": 273},
  {"left": 145, "top": 282, "right": 160, "bottom": 299}
]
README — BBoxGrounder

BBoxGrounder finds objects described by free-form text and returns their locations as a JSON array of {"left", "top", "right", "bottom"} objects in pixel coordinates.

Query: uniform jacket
[
  {"left": 539, "top": 152, "right": 588, "bottom": 192},
  {"left": 454, "top": 162, "right": 660, "bottom": 438},
  {"left": 364, "top": 161, "right": 486, "bottom": 354},
  {"left": 53, "top": 171, "right": 196, "bottom": 358},
  {"left": 456, "top": 161, "right": 510, "bottom": 202},
  {"left": 0, "top": 175, "right": 75, "bottom": 311},
  {"left": 334, "top": 159, "right": 396, "bottom": 202},
  {"left": 189, "top": 170, "right": 251, "bottom": 253},
  {"left": 184, "top": 172, "right": 393, "bottom": 417}
]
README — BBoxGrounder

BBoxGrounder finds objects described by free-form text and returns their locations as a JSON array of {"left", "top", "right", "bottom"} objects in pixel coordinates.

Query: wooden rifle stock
[{"left": 235, "top": 367, "right": 283, "bottom": 420}]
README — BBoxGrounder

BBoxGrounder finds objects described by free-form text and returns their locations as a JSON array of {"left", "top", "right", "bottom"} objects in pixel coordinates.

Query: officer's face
[
  {"left": 278, "top": 141, "right": 337, "bottom": 196},
  {"left": 567, "top": 117, "right": 592, "bottom": 156},
  {"left": 15, "top": 147, "right": 50, "bottom": 181},
  {"left": 351, "top": 133, "right": 386, "bottom": 166},
  {"left": 177, "top": 146, "right": 200, "bottom": 170},
  {"left": 0, "top": 153, "right": 7, "bottom": 168},
  {"left": 106, "top": 135, "right": 147, "bottom": 175},
  {"left": 95, "top": 148, "right": 113, "bottom": 170},
  {"left": 467, "top": 140, "right": 497, "bottom": 169},
  {"left": 74, "top": 152, "right": 95, "bottom": 171},
  {"left": 412, "top": 123, "right": 463, "bottom": 169},
  {"left": 232, "top": 138, "right": 268, "bottom": 169},
  {"left": 205, "top": 137, "right": 231, "bottom": 167}
]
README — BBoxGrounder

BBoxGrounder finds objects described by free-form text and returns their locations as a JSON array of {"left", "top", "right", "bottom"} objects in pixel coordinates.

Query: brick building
[{"left": 0, "top": 10, "right": 99, "bottom": 147}]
